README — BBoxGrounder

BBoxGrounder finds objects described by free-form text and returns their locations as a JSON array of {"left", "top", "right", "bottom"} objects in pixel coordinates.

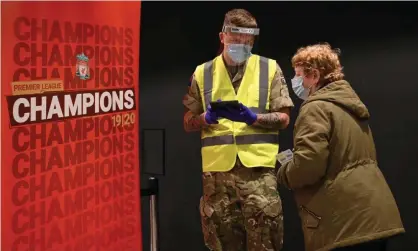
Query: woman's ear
[{"left": 313, "top": 69, "right": 321, "bottom": 83}]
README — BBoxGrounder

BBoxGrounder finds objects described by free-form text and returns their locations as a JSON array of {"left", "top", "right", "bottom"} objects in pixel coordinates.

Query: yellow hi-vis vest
[{"left": 194, "top": 54, "right": 279, "bottom": 172}]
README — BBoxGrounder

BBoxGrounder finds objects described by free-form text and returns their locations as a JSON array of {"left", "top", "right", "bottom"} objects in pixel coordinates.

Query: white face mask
[{"left": 291, "top": 76, "right": 310, "bottom": 100}]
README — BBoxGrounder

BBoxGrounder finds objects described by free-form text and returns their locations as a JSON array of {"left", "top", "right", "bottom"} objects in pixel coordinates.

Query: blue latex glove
[
  {"left": 211, "top": 99, "right": 232, "bottom": 120},
  {"left": 216, "top": 102, "right": 257, "bottom": 125},
  {"left": 204, "top": 105, "right": 219, "bottom": 124},
  {"left": 217, "top": 106, "right": 243, "bottom": 122},
  {"left": 213, "top": 99, "right": 241, "bottom": 121},
  {"left": 238, "top": 103, "right": 257, "bottom": 125}
]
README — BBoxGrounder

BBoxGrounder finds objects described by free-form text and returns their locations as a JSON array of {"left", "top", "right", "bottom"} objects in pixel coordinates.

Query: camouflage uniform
[{"left": 183, "top": 59, "right": 294, "bottom": 251}]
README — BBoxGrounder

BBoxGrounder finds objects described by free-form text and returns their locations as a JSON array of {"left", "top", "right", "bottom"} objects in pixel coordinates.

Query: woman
[{"left": 277, "top": 43, "right": 405, "bottom": 251}]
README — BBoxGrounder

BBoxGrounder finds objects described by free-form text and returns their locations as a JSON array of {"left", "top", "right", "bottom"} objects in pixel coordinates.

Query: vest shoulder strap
[
  {"left": 194, "top": 58, "right": 216, "bottom": 109},
  {"left": 258, "top": 56, "right": 269, "bottom": 112},
  {"left": 194, "top": 58, "right": 216, "bottom": 85},
  {"left": 249, "top": 55, "right": 276, "bottom": 114}
]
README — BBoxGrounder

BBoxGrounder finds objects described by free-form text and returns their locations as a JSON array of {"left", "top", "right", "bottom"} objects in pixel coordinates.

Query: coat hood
[{"left": 303, "top": 80, "right": 370, "bottom": 120}]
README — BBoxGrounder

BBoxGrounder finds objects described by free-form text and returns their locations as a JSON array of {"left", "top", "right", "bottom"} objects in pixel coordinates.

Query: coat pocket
[{"left": 300, "top": 205, "right": 321, "bottom": 229}]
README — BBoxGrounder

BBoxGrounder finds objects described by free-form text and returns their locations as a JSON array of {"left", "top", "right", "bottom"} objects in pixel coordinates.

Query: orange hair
[{"left": 292, "top": 43, "right": 344, "bottom": 83}]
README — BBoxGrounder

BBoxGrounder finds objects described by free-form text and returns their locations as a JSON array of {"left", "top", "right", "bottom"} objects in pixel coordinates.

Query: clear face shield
[{"left": 222, "top": 25, "right": 260, "bottom": 64}]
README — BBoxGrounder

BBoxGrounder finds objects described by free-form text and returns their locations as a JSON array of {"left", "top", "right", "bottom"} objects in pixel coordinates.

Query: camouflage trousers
[{"left": 199, "top": 160, "right": 284, "bottom": 251}]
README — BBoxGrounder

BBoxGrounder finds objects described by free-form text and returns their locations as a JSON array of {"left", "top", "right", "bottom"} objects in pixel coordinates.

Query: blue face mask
[
  {"left": 226, "top": 44, "right": 252, "bottom": 64},
  {"left": 291, "top": 76, "right": 310, "bottom": 100}
]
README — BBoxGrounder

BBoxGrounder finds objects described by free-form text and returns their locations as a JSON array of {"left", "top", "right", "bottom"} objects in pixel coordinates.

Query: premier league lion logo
[{"left": 75, "top": 53, "right": 90, "bottom": 80}]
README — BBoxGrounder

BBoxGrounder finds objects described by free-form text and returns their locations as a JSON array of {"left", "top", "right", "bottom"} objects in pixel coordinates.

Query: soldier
[{"left": 182, "top": 8, "right": 294, "bottom": 251}]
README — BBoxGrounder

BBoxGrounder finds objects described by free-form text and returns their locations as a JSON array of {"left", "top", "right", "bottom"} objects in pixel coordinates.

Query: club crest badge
[{"left": 75, "top": 53, "right": 90, "bottom": 80}]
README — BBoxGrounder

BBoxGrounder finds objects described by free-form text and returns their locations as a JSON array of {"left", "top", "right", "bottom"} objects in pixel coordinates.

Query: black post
[
  {"left": 148, "top": 177, "right": 159, "bottom": 251},
  {"left": 141, "top": 128, "right": 165, "bottom": 251}
]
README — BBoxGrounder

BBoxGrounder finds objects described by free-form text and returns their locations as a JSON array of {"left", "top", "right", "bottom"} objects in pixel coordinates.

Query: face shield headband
[{"left": 221, "top": 25, "right": 260, "bottom": 36}]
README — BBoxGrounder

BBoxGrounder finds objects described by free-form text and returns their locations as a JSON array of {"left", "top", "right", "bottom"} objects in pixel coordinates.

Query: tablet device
[{"left": 210, "top": 100, "right": 240, "bottom": 111}]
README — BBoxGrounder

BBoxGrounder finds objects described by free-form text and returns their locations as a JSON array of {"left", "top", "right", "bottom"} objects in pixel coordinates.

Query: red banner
[{"left": 1, "top": 1, "right": 142, "bottom": 251}]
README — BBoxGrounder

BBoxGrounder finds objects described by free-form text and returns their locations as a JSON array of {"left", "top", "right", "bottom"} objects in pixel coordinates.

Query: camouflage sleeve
[
  {"left": 183, "top": 74, "right": 207, "bottom": 132},
  {"left": 183, "top": 75, "right": 204, "bottom": 115},
  {"left": 269, "top": 63, "right": 294, "bottom": 112}
]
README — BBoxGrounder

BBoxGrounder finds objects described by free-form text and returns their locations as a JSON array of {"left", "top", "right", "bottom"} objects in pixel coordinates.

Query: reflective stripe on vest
[
  {"left": 203, "top": 56, "right": 269, "bottom": 114},
  {"left": 201, "top": 134, "right": 278, "bottom": 147}
]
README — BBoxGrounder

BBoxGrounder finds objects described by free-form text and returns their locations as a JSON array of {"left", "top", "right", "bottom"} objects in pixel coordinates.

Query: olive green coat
[{"left": 277, "top": 80, "right": 404, "bottom": 251}]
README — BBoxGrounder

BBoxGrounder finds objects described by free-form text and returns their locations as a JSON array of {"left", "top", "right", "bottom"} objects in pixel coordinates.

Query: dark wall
[{"left": 139, "top": 2, "right": 418, "bottom": 251}]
